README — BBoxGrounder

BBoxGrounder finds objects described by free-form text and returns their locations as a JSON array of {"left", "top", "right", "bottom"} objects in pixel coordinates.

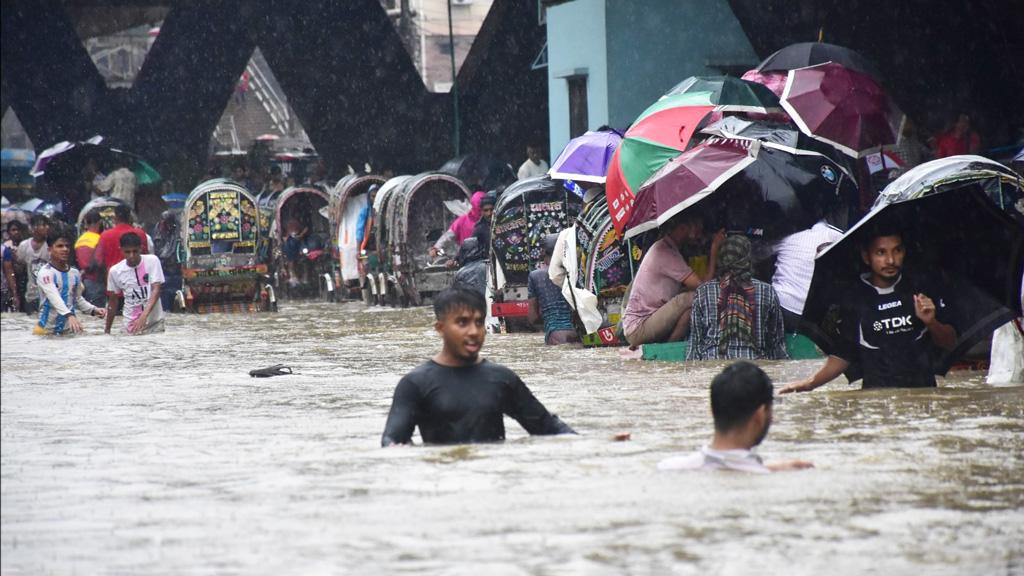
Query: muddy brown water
[{"left": 2, "top": 302, "right": 1022, "bottom": 575}]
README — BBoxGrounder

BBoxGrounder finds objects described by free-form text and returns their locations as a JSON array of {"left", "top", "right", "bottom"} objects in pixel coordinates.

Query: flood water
[{"left": 2, "top": 302, "right": 1022, "bottom": 575}]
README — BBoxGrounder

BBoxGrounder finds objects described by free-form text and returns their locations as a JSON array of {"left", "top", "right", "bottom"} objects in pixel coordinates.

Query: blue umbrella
[
  {"left": 549, "top": 129, "right": 622, "bottom": 184},
  {"left": 162, "top": 192, "right": 188, "bottom": 210}
]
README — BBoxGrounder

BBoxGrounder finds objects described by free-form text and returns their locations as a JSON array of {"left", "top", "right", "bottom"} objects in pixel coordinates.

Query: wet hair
[
  {"left": 114, "top": 204, "right": 132, "bottom": 223},
  {"left": 7, "top": 220, "right": 28, "bottom": 235},
  {"left": 542, "top": 233, "right": 559, "bottom": 257},
  {"left": 29, "top": 213, "right": 50, "bottom": 227},
  {"left": 47, "top": 223, "right": 74, "bottom": 246},
  {"left": 860, "top": 224, "right": 903, "bottom": 252},
  {"left": 710, "top": 361, "right": 774, "bottom": 433},
  {"left": 433, "top": 286, "right": 486, "bottom": 320},
  {"left": 663, "top": 210, "right": 701, "bottom": 233},
  {"left": 119, "top": 231, "right": 143, "bottom": 249},
  {"left": 83, "top": 209, "right": 103, "bottom": 227}
]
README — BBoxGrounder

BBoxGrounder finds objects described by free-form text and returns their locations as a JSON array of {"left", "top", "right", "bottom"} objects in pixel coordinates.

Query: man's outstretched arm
[
  {"left": 779, "top": 355, "right": 851, "bottom": 394},
  {"left": 506, "top": 376, "right": 576, "bottom": 436}
]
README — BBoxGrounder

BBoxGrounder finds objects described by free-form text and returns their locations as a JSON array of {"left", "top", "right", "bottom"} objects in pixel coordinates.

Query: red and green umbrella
[{"left": 605, "top": 93, "right": 715, "bottom": 233}]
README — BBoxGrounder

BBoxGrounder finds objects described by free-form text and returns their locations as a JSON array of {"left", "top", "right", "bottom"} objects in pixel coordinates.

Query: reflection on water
[{"left": 2, "top": 303, "right": 1022, "bottom": 575}]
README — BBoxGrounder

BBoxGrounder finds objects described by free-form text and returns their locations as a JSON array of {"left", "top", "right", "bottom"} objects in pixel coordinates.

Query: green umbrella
[
  {"left": 662, "top": 75, "right": 782, "bottom": 113},
  {"left": 134, "top": 159, "right": 162, "bottom": 185}
]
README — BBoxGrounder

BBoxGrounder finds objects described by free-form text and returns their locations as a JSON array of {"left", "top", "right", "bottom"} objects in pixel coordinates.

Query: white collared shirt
[{"left": 658, "top": 446, "right": 770, "bottom": 474}]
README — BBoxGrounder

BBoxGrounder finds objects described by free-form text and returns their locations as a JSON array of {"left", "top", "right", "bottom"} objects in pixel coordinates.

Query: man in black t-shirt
[
  {"left": 381, "top": 287, "right": 575, "bottom": 446},
  {"left": 780, "top": 231, "right": 958, "bottom": 393}
]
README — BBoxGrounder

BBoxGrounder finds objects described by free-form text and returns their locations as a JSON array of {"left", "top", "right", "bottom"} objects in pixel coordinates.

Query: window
[{"left": 567, "top": 75, "right": 588, "bottom": 139}]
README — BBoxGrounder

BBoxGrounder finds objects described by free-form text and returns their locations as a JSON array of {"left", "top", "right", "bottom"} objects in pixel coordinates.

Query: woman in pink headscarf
[{"left": 429, "top": 191, "right": 490, "bottom": 257}]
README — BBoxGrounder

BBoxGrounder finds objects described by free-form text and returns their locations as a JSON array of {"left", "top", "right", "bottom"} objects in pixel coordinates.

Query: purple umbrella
[
  {"left": 549, "top": 130, "right": 622, "bottom": 184},
  {"left": 781, "top": 62, "right": 903, "bottom": 158}
]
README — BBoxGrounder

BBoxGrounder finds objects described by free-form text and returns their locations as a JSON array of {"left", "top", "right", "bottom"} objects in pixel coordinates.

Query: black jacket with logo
[{"left": 833, "top": 274, "right": 954, "bottom": 389}]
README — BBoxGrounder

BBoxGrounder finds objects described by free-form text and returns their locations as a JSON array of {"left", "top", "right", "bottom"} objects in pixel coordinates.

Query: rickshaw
[
  {"left": 76, "top": 196, "right": 131, "bottom": 231},
  {"left": 376, "top": 172, "right": 471, "bottom": 307},
  {"left": 271, "top": 185, "right": 333, "bottom": 299},
  {"left": 573, "top": 194, "right": 644, "bottom": 346},
  {"left": 489, "top": 176, "right": 583, "bottom": 331},
  {"left": 178, "top": 178, "right": 274, "bottom": 313},
  {"left": 329, "top": 173, "right": 386, "bottom": 301}
]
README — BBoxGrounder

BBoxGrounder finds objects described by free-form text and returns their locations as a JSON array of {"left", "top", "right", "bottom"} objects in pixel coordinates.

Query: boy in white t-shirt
[
  {"left": 658, "top": 362, "right": 813, "bottom": 473},
  {"left": 104, "top": 231, "right": 165, "bottom": 335}
]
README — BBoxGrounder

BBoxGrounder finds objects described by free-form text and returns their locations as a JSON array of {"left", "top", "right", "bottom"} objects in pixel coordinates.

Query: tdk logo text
[{"left": 874, "top": 315, "right": 913, "bottom": 331}]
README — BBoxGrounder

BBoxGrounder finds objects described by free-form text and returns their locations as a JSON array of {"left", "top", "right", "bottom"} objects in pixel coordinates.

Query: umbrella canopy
[
  {"left": 756, "top": 42, "right": 880, "bottom": 79},
  {"left": 605, "top": 95, "right": 716, "bottom": 234},
  {"left": 662, "top": 75, "right": 782, "bottom": 113},
  {"left": 877, "top": 155, "right": 1024, "bottom": 224},
  {"left": 162, "top": 192, "right": 189, "bottom": 210},
  {"left": 740, "top": 69, "right": 788, "bottom": 97},
  {"left": 438, "top": 154, "right": 515, "bottom": 190},
  {"left": 781, "top": 62, "right": 904, "bottom": 158},
  {"left": 699, "top": 116, "right": 801, "bottom": 149},
  {"left": 31, "top": 139, "right": 162, "bottom": 184},
  {"left": 548, "top": 129, "right": 622, "bottom": 184},
  {"left": 804, "top": 186, "right": 1024, "bottom": 374},
  {"left": 624, "top": 136, "right": 856, "bottom": 241}
]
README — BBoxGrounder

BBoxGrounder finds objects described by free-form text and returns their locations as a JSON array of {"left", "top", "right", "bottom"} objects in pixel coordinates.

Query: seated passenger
[
  {"left": 528, "top": 235, "right": 579, "bottom": 345},
  {"left": 283, "top": 217, "right": 309, "bottom": 285},
  {"left": 429, "top": 191, "right": 492, "bottom": 258},
  {"left": 658, "top": 362, "right": 813, "bottom": 473},
  {"left": 687, "top": 235, "right": 788, "bottom": 361},
  {"left": 622, "top": 213, "right": 724, "bottom": 347},
  {"left": 381, "top": 287, "right": 575, "bottom": 446}
]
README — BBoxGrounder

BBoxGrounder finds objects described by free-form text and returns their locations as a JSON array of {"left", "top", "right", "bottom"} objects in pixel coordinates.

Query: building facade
[{"left": 545, "top": 0, "right": 757, "bottom": 160}]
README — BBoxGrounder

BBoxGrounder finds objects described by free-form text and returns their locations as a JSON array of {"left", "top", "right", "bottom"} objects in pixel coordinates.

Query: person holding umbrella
[{"left": 780, "top": 226, "right": 957, "bottom": 393}]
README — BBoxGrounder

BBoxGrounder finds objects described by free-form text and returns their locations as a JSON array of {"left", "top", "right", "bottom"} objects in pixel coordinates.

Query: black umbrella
[
  {"left": 804, "top": 186, "right": 1024, "bottom": 374},
  {"left": 756, "top": 42, "right": 880, "bottom": 79},
  {"left": 628, "top": 138, "right": 859, "bottom": 244},
  {"left": 439, "top": 154, "right": 515, "bottom": 191}
]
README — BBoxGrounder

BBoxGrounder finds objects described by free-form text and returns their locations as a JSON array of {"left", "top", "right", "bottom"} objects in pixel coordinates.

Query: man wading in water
[
  {"left": 780, "top": 228, "right": 957, "bottom": 393},
  {"left": 381, "top": 286, "right": 575, "bottom": 446}
]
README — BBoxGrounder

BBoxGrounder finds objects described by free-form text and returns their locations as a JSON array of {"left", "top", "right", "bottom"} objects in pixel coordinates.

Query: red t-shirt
[
  {"left": 935, "top": 131, "right": 980, "bottom": 158},
  {"left": 96, "top": 223, "right": 149, "bottom": 271}
]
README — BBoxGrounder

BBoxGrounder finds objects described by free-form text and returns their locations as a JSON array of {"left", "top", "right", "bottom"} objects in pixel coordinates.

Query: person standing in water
[
  {"left": 780, "top": 228, "right": 957, "bottom": 393},
  {"left": 381, "top": 287, "right": 575, "bottom": 446},
  {"left": 104, "top": 232, "right": 166, "bottom": 335},
  {"left": 658, "top": 362, "right": 812, "bottom": 473},
  {"left": 33, "top": 226, "right": 107, "bottom": 335}
]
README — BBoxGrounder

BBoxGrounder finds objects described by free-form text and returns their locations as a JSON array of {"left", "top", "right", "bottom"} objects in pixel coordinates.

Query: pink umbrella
[
  {"left": 623, "top": 137, "right": 758, "bottom": 239},
  {"left": 741, "top": 69, "right": 788, "bottom": 97},
  {"left": 780, "top": 62, "right": 903, "bottom": 158}
]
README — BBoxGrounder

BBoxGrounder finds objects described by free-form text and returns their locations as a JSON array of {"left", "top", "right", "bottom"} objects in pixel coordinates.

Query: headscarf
[
  {"left": 449, "top": 191, "right": 486, "bottom": 245},
  {"left": 716, "top": 235, "right": 756, "bottom": 355}
]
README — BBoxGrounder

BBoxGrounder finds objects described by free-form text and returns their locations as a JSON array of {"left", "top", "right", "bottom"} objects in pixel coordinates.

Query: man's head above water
[
  {"left": 860, "top": 226, "right": 906, "bottom": 289},
  {"left": 433, "top": 287, "right": 487, "bottom": 366},
  {"left": 710, "top": 361, "right": 774, "bottom": 449}
]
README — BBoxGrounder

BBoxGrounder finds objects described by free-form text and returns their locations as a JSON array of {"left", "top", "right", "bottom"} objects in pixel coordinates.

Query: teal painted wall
[
  {"left": 604, "top": 0, "right": 758, "bottom": 129},
  {"left": 546, "top": 0, "right": 609, "bottom": 163}
]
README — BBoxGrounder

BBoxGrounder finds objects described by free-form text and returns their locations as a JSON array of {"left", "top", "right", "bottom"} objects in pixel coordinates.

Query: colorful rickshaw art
[
  {"left": 177, "top": 178, "right": 274, "bottom": 313},
  {"left": 489, "top": 176, "right": 583, "bottom": 331}
]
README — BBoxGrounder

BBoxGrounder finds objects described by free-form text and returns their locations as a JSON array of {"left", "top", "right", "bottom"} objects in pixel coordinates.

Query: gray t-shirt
[{"left": 16, "top": 238, "right": 49, "bottom": 303}]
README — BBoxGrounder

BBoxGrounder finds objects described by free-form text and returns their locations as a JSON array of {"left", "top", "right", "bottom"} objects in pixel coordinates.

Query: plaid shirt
[{"left": 687, "top": 279, "right": 789, "bottom": 361}]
